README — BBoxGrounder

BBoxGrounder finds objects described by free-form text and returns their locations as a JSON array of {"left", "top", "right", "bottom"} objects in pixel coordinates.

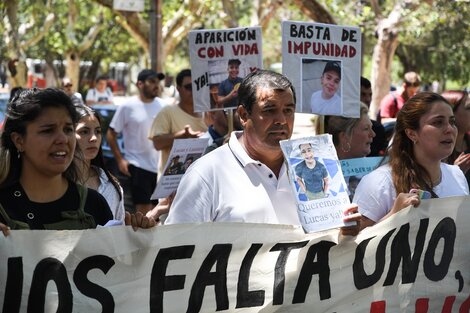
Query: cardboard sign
[
  {"left": 189, "top": 27, "right": 263, "bottom": 112},
  {"left": 282, "top": 21, "right": 362, "bottom": 117},
  {"left": 280, "top": 134, "right": 350, "bottom": 232}
]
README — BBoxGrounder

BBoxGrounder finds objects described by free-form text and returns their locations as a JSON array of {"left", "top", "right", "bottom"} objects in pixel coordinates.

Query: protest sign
[
  {"left": 340, "top": 156, "right": 384, "bottom": 199},
  {"left": 282, "top": 21, "right": 361, "bottom": 117},
  {"left": 188, "top": 27, "right": 263, "bottom": 112},
  {"left": 1, "top": 196, "right": 469, "bottom": 312},
  {"left": 152, "top": 138, "right": 209, "bottom": 199},
  {"left": 280, "top": 134, "right": 350, "bottom": 232}
]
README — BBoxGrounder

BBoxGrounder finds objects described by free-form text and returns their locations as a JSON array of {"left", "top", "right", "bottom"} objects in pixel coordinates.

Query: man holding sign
[{"left": 165, "top": 70, "right": 360, "bottom": 235}]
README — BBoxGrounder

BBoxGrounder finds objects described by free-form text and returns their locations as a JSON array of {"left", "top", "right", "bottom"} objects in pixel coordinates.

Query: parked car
[{"left": 92, "top": 104, "right": 125, "bottom": 160}]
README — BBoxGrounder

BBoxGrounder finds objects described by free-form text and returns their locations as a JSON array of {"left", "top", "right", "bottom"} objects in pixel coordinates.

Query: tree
[
  {"left": 395, "top": 0, "right": 470, "bottom": 89},
  {"left": 3, "top": 0, "right": 55, "bottom": 87},
  {"left": 366, "top": 0, "right": 433, "bottom": 118}
]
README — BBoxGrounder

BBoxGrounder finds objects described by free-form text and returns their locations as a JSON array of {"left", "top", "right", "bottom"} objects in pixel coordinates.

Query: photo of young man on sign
[
  {"left": 208, "top": 59, "right": 249, "bottom": 110},
  {"left": 302, "top": 58, "right": 343, "bottom": 116}
]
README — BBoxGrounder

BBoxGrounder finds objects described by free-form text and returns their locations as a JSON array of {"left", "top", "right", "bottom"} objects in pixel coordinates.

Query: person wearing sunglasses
[
  {"left": 106, "top": 69, "right": 166, "bottom": 215},
  {"left": 61, "top": 77, "right": 84, "bottom": 106},
  {"left": 150, "top": 68, "right": 207, "bottom": 177},
  {"left": 378, "top": 71, "right": 421, "bottom": 125}
]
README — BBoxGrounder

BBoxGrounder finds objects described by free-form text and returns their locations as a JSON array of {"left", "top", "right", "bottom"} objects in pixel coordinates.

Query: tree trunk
[
  {"left": 369, "top": 0, "right": 424, "bottom": 119},
  {"left": 370, "top": 23, "right": 400, "bottom": 119},
  {"left": 292, "top": 0, "right": 336, "bottom": 24},
  {"left": 8, "top": 60, "right": 28, "bottom": 88},
  {"left": 65, "top": 51, "right": 81, "bottom": 93}
]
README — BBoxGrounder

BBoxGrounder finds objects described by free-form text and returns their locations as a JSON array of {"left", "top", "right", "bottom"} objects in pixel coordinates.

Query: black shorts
[{"left": 128, "top": 165, "right": 158, "bottom": 205}]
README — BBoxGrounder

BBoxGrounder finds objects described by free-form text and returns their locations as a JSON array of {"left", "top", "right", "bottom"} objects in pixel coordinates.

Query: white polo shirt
[{"left": 165, "top": 131, "right": 300, "bottom": 225}]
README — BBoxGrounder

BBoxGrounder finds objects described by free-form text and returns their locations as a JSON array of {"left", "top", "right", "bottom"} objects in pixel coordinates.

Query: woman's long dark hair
[
  {"left": 0, "top": 88, "right": 80, "bottom": 187},
  {"left": 389, "top": 91, "right": 451, "bottom": 196},
  {"left": 74, "top": 103, "right": 122, "bottom": 201}
]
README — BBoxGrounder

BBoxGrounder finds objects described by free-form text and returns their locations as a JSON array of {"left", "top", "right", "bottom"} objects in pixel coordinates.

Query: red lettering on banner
[
  {"left": 370, "top": 301, "right": 385, "bottom": 313},
  {"left": 442, "top": 296, "right": 455, "bottom": 313},
  {"left": 415, "top": 298, "right": 429, "bottom": 313},
  {"left": 460, "top": 293, "right": 470, "bottom": 312}
]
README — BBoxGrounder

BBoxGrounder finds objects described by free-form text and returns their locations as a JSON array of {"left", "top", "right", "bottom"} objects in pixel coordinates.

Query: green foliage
[{"left": 3, "top": 0, "right": 469, "bottom": 90}]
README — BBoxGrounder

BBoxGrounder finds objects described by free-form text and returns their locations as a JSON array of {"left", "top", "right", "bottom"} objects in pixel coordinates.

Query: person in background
[
  {"left": 162, "top": 69, "right": 361, "bottom": 236},
  {"left": 201, "top": 110, "right": 229, "bottom": 154},
  {"left": 86, "top": 76, "right": 113, "bottom": 106},
  {"left": 354, "top": 92, "right": 469, "bottom": 230},
  {"left": 327, "top": 103, "right": 376, "bottom": 200},
  {"left": 107, "top": 69, "right": 166, "bottom": 215},
  {"left": 150, "top": 69, "right": 207, "bottom": 176},
  {"left": 217, "top": 59, "right": 243, "bottom": 109},
  {"left": 441, "top": 90, "right": 470, "bottom": 187},
  {"left": 75, "top": 103, "right": 125, "bottom": 222},
  {"left": 62, "top": 77, "right": 84, "bottom": 106},
  {"left": 310, "top": 61, "right": 342, "bottom": 116},
  {"left": 327, "top": 103, "right": 376, "bottom": 160},
  {"left": 378, "top": 71, "right": 421, "bottom": 124},
  {"left": 360, "top": 76, "right": 387, "bottom": 156}
]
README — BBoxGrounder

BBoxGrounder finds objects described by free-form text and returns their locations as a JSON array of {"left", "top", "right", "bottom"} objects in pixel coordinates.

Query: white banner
[
  {"left": 282, "top": 21, "right": 361, "bottom": 117},
  {"left": 1, "top": 196, "right": 469, "bottom": 312}
]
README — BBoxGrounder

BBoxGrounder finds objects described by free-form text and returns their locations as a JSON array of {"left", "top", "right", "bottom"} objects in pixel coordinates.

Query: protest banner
[
  {"left": 1, "top": 196, "right": 469, "bottom": 312},
  {"left": 282, "top": 21, "right": 362, "bottom": 117},
  {"left": 280, "top": 134, "right": 351, "bottom": 232},
  {"left": 188, "top": 27, "right": 263, "bottom": 112},
  {"left": 152, "top": 138, "right": 209, "bottom": 199}
]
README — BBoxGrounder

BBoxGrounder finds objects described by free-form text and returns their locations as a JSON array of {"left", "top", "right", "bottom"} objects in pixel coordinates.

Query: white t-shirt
[
  {"left": 165, "top": 131, "right": 300, "bottom": 225},
  {"left": 109, "top": 96, "right": 165, "bottom": 173},
  {"left": 310, "top": 90, "right": 341, "bottom": 116},
  {"left": 86, "top": 88, "right": 113, "bottom": 105},
  {"left": 353, "top": 163, "right": 469, "bottom": 222},
  {"left": 96, "top": 167, "right": 125, "bottom": 222}
]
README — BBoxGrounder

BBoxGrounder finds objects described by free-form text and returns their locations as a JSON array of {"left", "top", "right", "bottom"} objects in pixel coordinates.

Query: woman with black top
[{"left": 0, "top": 88, "right": 113, "bottom": 234}]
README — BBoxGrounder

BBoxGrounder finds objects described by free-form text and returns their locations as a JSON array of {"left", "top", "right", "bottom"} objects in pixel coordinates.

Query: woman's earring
[
  {"left": 17, "top": 149, "right": 22, "bottom": 159},
  {"left": 341, "top": 142, "right": 351, "bottom": 153}
]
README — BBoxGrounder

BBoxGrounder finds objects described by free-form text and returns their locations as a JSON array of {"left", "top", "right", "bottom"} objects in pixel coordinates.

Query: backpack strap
[{"left": 76, "top": 183, "right": 88, "bottom": 213}]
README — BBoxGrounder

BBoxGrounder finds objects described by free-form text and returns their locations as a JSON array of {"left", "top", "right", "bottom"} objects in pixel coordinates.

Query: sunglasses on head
[
  {"left": 406, "top": 82, "right": 420, "bottom": 87},
  {"left": 183, "top": 83, "right": 192, "bottom": 91}
]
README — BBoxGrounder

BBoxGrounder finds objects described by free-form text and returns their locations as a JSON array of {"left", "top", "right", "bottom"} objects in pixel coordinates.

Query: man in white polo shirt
[{"left": 164, "top": 70, "right": 360, "bottom": 235}]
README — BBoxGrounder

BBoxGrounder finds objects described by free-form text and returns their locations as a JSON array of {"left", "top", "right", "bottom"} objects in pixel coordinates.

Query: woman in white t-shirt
[{"left": 353, "top": 92, "right": 469, "bottom": 229}]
